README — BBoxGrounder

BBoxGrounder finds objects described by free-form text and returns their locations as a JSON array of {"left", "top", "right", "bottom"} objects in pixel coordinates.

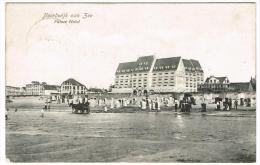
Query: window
[
  {"left": 186, "top": 83, "right": 189, "bottom": 87},
  {"left": 159, "top": 73, "right": 162, "bottom": 75},
  {"left": 153, "top": 73, "right": 157, "bottom": 75},
  {"left": 165, "top": 72, "right": 168, "bottom": 75}
]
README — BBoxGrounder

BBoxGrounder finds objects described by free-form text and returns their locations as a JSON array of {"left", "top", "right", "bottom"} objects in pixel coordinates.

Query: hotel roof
[
  {"left": 183, "top": 59, "right": 203, "bottom": 72},
  {"left": 153, "top": 57, "right": 181, "bottom": 71},
  {"left": 62, "top": 78, "right": 86, "bottom": 87}
]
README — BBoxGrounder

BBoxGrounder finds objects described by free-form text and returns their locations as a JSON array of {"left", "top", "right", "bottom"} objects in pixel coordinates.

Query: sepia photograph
[{"left": 2, "top": 0, "right": 258, "bottom": 163}]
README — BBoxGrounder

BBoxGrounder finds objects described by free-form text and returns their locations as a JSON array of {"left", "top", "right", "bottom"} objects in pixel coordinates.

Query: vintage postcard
[{"left": 2, "top": 0, "right": 257, "bottom": 163}]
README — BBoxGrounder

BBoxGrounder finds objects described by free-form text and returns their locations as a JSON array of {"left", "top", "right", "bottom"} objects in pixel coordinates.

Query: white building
[
  {"left": 61, "top": 78, "right": 87, "bottom": 95},
  {"left": 26, "top": 81, "right": 60, "bottom": 96},
  {"left": 6, "top": 86, "right": 22, "bottom": 96},
  {"left": 25, "top": 81, "right": 45, "bottom": 95},
  {"left": 112, "top": 55, "right": 204, "bottom": 94},
  {"left": 198, "top": 76, "right": 230, "bottom": 92}
]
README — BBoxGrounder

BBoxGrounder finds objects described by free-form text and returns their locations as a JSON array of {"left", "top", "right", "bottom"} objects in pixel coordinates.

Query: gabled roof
[
  {"left": 116, "top": 56, "right": 156, "bottom": 74},
  {"left": 153, "top": 57, "right": 181, "bottom": 71},
  {"left": 116, "top": 61, "right": 137, "bottom": 74},
  {"left": 62, "top": 78, "right": 86, "bottom": 87},
  {"left": 136, "top": 55, "right": 155, "bottom": 63},
  {"left": 230, "top": 82, "right": 253, "bottom": 91},
  {"left": 134, "top": 55, "right": 155, "bottom": 73},
  {"left": 216, "top": 77, "right": 227, "bottom": 84},
  {"left": 183, "top": 59, "right": 203, "bottom": 72},
  {"left": 205, "top": 76, "right": 228, "bottom": 84},
  {"left": 190, "top": 59, "right": 203, "bottom": 72}
]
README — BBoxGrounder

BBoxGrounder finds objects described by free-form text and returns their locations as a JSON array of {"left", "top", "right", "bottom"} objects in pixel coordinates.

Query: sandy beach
[{"left": 5, "top": 97, "right": 256, "bottom": 162}]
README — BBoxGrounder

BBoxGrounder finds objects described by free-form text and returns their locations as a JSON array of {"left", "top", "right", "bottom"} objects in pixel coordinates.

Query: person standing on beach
[
  {"left": 155, "top": 100, "right": 158, "bottom": 111},
  {"left": 41, "top": 108, "right": 44, "bottom": 118},
  {"left": 157, "top": 100, "right": 161, "bottom": 111},
  {"left": 234, "top": 99, "right": 238, "bottom": 109},
  {"left": 44, "top": 102, "right": 47, "bottom": 111},
  {"left": 148, "top": 99, "right": 152, "bottom": 111},
  {"left": 47, "top": 102, "right": 50, "bottom": 111},
  {"left": 229, "top": 99, "right": 232, "bottom": 110},
  {"left": 5, "top": 109, "right": 8, "bottom": 120},
  {"left": 174, "top": 99, "right": 178, "bottom": 112}
]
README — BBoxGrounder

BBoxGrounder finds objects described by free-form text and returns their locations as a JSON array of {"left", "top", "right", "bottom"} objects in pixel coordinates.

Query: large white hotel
[{"left": 112, "top": 55, "right": 204, "bottom": 94}]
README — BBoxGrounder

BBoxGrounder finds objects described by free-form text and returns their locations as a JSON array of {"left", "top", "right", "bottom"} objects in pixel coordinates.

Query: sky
[{"left": 6, "top": 3, "right": 256, "bottom": 88}]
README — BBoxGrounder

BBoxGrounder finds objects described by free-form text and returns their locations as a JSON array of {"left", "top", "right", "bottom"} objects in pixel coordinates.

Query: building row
[
  {"left": 6, "top": 78, "right": 88, "bottom": 96},
  {"left": 112, "top": 55, "right": 256, "bottom": 94}
]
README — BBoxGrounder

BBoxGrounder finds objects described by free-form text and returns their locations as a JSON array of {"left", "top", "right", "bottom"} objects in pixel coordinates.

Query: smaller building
[
  {"left": 198, "top": 76, "right": 230, "bottom": 92},
  {"left": 26, "top": 81, "right": 45, "bottom": 95},
  {"left": 26, "top": 81, "right": 61, "bottom": 96},
  {"left": 229, "top": 82, "right": 254, "bottom": 92},
  {"left": 6, "top": 86, "right": 22, "bottom": 96},
  {"left": 61, "top": 78, "right": 87, "bottom": 95}
]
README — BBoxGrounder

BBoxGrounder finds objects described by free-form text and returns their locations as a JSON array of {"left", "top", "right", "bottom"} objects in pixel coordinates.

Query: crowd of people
[
  {"left": 76, "top": 95, "right": 197, "bottom": 112},
  {"left": 215, "top": 98, "right": 238, "bottom": 111}
]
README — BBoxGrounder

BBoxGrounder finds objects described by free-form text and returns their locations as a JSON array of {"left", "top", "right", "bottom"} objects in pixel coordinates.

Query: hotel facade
[{"left": 112, "top": 55, "right": 204, "bottom": 94}]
